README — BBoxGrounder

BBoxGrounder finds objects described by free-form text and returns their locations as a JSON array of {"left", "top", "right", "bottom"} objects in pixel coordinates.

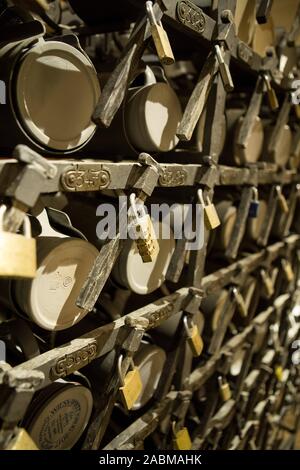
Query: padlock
[
  {"left": 260, "top": 269, "right": 274, "bottom": 298},
  {"left": 248, "top": 187, "right": 260, "bottom": 218},
  {"left": 146, "top": 1, "right": 175, "bottom": 66},
  {"left": 183, "top": 316, "right": 204, "bottom": 357},
  {"left": 275, "top": 186, "right": 289, "bottom": 214},
  {"left": 232, "top": 288, "right": 248, "bottom": 318},
  {"left": 281, "top": 259, "right": 294, "bottom": 283},
  {"left": 0, "top": 205, "right": 36, "bottom": 279},
  {"left": 129, "top": 194, "right": 159, "bottom": 263},
  {"left": 263, "top": 73, "right": 279, "bottom": 111},
  {"left": 118, "top": 355, "right": 143, "bottom": 411},
  {"left": 218, "top": 376, "right": 232, "bottom": 402},
  {"left": 172, "top": 422, "right": 192, "bottom": 450},
  {"left": 214, "top": 44, "right": 234, "bottom": 92},
  {"left": 198, "top": 189, "right": 221, "bottom": 230},
  {"left": 6, "top": 428, "right": 38, "bottom": 450},
  {"left": 274, "top": 365, "right": 283, "bottom": 382}
]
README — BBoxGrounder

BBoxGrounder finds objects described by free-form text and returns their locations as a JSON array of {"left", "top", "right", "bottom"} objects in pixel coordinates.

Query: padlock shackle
[
  {"left": 183, "top": 315, "right": 194, "bottom": 336},
  {"left": 117, "top": 354, "right": 125, "bottom": 387},
  {"left": 251, "top": 187, "right": 259, "bottom": 201}
]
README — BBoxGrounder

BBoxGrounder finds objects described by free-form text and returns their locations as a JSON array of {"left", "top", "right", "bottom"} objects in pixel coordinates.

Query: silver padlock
[{"left": 0, "top": 205, "right": 36, "bottom": 279}]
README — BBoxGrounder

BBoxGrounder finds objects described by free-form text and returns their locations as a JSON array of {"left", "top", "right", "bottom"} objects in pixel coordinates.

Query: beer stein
[
  {"left": 22, "top": 379, "right": 93, "bottom": 450},
  {"left": 0, "top": 35, "right": 100, "bottom": 154}
]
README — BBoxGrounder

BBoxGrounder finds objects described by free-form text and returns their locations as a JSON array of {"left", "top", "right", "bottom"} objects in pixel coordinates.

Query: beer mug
[
  {"left": 22, "top": 379, "right": 93, "bottom": 450},
  {"left": 221, "top": 108, "right": 264, "bottom": 166},
  {"left": 112, "top": 220, "right": 175, "bottom": 295},
  {"left": 208, "top": 200, "right": 237, "bottom": 253},
  {"left": 88, "top": 67, "right": 182, "bottom": 157},
  {"left": 0, "top": 36, "right": 100, "bottom": 154}
]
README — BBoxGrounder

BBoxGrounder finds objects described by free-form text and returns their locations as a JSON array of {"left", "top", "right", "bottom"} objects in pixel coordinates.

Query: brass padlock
[
  {"left": 263, "top": 73, "right": 279, "bottom": 110},
  {"left": 118, "top": 355, "right": 143, "bottom": 411},
  {"left": 218, "top": 376, "right": 231, "bottom": 402},
  {"left": 260, "top": 269, "right": 274, "bottom": 298},
  {"left": 198, "top": 189, "right": 221, "bottom": 230},
  {"left": 281, "top": 259, "right": 294, "bottom": 283},
  {"left": 275, "top": 186, "right": 289, "bottom": 214},
  {"left": 172, "top": 422, "right": 192, "bottom": 450},
  {"left": 146, "top": 1, "right": 175, "bottom": 65},
  {"left": 183, "top": 316, "right": 204, "bottom": 357},
  {"left": 129, "top": 194, "right": 159, "bottom": 263},
  {"left": 6, "top": 428, "right": 38, "bottom": 450},
  {"left": 232, "top": 288, "right": 248, "bottom": 318},
  {"left": 274, "top": 365, "right": 283, "bottom": 382},
  {"left": 0, "top": 206, "right": 36, "bottom": 279}
]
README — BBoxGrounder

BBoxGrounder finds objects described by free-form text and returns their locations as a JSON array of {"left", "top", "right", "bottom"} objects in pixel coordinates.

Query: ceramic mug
[
  {"left": 22, "top": 379, "right": 93, "bottom": 450},
  {"left": 0, "top": 35, "right": 100, "bottom": 154},
  {"left": 13, "top": 232, "right": 99, "bottom": 330},
  {"left": 88, "top": 67, "right": 182, "bottom": 157},
  {"left": 112, "top": 219, "right": 175, "bottom": 295},
  {"left": 221, "top": 108, "right": 264, "bottom": 166}
]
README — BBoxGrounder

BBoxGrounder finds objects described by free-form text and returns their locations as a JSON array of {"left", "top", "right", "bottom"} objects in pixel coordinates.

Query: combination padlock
[
  {"left": 248, "top": 187, "right": 260, "bottom": 218},
  {"left": 281, "top": 259, "right": 294, "bottom": 283},
  {"left": 172, "top": 422, "right": 192, "bottom": 450},
  {"left": 146, "top": 1, "right": 175, "bottom": 66},
  {"left": 0, "top": 205, "right": 36, "bottom": 279},
  {"left": 275, "top": 186, "right": 289, "bottom": 214},
  {"left": 260, "top": 269, "right": 274, "bottom": 298},
  {"left": 183, "top": 316, "right": 204, "bottom": 357},
  {"left": 218, "top": 376, "right": 232, "bottom": 402},
  {"left": 118, "top": 355, "right": 143, "bottom": 411},
  {"left": 263, "top": 73, "right": 279, "bottom": 111},
  {"left": 198, "top": 189, "right": 221, "bottom": 231},
  {"left": 232, "top": 288, "right": 248, "bottom": 318},
  {"left": 129, "top": 193, "right": 159, "bottom": 263}
]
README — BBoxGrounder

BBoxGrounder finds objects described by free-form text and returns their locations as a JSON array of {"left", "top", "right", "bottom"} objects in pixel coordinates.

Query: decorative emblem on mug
[{"left": 176, "top": 0, "right": 206, "bottom": 34}]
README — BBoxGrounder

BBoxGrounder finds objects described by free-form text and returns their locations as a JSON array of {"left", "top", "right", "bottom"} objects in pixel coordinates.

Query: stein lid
[
  {"left": 15, "top": 40, "right": 100, "bottom": 151},
  {"left": 15, "top": 238, "right": 99, "bottom": 331},
  {"left": 25, "top": 381, "right": 93, "bottom": 450}
]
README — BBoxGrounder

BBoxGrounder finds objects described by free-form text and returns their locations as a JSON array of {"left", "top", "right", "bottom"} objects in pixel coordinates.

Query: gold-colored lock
[
  {"left": 172, "top": 422, "right": 192, "bottom": 450},
  {"left": 260, "top": 269, "right": 274, "bottom": 298},
  {"left": 218, "top": 376, "right": 231, "bottom": 402},
  {"left": 118, "top": 355, "right": 143, "bottom": 411},
  {"left": 281, "top": 259, "right": 294, "bottom": 283},
  {"left": 6, "top": 428, "right": 39, "bottom": 450},
  {"left": 232, "top": 288, "right": 248, "bottom": 318},
  {"left": 146, "top": 1, "right": 175, "bottom": 65},
  {"left": 275, "top": 186, "right": 289, "bottom": 214},
  {"left": 183, "top": 316, "right": 204, "bottom": 357},
  {"left": 0, "top": 206, "right": 36, "bottom": 279},
  {"left": 263, "top": 73, "right": 279, "bottom": 110},
  {"left": 274, "top": 365, "right": 283, "bottom": 382},
  {"left": 198, "top": 189, "right": 221, "bottom": 230},
  {"left": 129, "top": 194, "right": 159, "bottom": 263}
]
